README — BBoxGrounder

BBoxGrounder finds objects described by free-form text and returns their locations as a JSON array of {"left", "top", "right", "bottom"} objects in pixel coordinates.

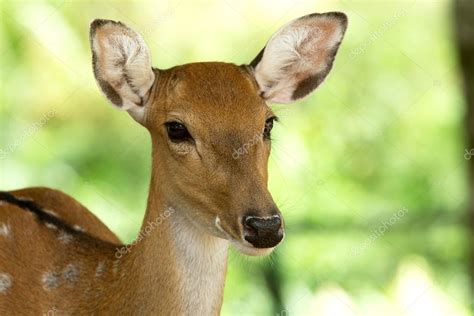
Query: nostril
[{"left": 244, "top": 216, "right": 281, "bottom": 233}]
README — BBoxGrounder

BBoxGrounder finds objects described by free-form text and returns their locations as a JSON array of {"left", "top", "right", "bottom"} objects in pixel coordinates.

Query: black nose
[{"left": 243, "top": 215, "right": 284, "bottom": 248}]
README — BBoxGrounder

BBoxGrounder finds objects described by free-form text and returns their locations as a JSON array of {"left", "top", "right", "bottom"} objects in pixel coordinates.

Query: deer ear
[
  {"left": 249, "top": 12, "right": 347, "bottom": 104},
  {"left": 90, "top": 19, "right": 155, "bottom": 112}
]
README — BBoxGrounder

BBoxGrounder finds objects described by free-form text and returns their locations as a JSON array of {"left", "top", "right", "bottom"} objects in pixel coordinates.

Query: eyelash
[{"left": 263, "top": 117, "right": 277, "bottom": 140}]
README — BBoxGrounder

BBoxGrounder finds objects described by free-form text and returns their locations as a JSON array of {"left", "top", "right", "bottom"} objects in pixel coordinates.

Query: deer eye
[
  {"left": 165, "top": 121, "right": 192, "bottom": 142},
  {"left": 263, "top": 117, "right": 277, "bottom": 140}
]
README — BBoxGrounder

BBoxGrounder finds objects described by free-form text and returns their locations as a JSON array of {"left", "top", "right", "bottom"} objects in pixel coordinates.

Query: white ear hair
[
  {"left": 90, "top": 19, "right": 155, "bottom": 118},
  {"left": 250, "top": 12, "right": 348, "bottom": 104}
]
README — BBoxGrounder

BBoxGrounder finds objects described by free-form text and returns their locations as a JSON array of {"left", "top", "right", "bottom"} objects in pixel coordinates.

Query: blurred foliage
[{"left": 0, "top": 0, "right": 471, "bottom": 315}]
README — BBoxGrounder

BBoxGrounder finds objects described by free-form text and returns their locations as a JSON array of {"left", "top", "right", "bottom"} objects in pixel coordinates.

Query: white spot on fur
[
  {"left": 44, "top": 209, "right": 58, "bottom": 217},
  {"left": 95, "top": 261, "right": 106, "bottom": 278},
  {"left": 0, "top": 273, "right": 12, "bottom": 293},
  {"left": 41, "top": 264, "right": 80, "bottom": 291},
  {"left": 58, "top": 230, "right": 73, "bottom": 244},
  {"left": 63, "top": 264, "right": 79, "bottom": 283},
  {"left": 45, "top": 222, "right": 57, "bottom": 230},
  {"left": 0, "top": 223, "right": 11, "bottom": 237},
  {"left": 73, "top": 225, "right": 86, "bottom": 232},
  {"left": 42, "top": 272, "right": 60, "bottom": 291}
]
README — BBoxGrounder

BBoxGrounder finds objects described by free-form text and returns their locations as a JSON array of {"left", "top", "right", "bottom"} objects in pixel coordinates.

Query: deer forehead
[{"left": 148, "top": 63, "right": 271, "bottom": 130}]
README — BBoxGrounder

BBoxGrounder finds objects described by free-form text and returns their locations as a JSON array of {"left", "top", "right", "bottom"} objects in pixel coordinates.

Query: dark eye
[
  {"left": 165, "top": 121, "right": 192, "bottom": 142},
  {"left": 263, "top": 117, "right": 277, "bottom": 140}
]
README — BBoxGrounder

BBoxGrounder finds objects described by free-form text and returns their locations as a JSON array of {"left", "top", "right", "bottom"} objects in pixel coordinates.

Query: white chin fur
[{"left": 230, "top": 240, "right": 275, "bottom": 256}]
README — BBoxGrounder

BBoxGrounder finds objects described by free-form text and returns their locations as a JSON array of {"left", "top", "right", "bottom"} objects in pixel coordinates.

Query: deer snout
[{"left": 242, "top": 214, "right": 284, "bottom": 248}]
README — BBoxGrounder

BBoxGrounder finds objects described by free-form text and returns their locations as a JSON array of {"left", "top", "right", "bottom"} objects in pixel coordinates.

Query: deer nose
[{"left": 243, "top": 215, "right": 284, "bottom": 248}]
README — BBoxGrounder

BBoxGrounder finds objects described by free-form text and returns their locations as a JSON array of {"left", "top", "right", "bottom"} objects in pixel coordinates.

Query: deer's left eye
[
  {"left": 165, "top": 121, "right": 193, "bottom": 143},
  {"left": 263, "top": 117, "right": 277, "bottom": 140}
]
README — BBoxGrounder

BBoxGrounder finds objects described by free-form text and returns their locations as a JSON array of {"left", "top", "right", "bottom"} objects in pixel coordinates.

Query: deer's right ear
[{"left": 90, "top": 19, "right": 155, "bottom": 114}]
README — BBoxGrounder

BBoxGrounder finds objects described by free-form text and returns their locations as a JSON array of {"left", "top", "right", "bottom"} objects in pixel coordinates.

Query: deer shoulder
[
  {"left": 0, "top": 189, "right": 123, "bottom": 313},
  {"left": 2, "top": 187, "right": 121, "bottom": 244}
]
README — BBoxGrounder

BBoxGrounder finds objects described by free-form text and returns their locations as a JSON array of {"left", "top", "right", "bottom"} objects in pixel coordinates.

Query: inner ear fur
[
  {"left": 250, "top": 12, "right": 348, "bottom": 104},
  {"left": 90, "top": 19, "right": 155, "bottom": 111}
]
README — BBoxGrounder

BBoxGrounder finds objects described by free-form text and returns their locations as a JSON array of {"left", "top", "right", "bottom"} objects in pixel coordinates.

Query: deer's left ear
[{"left": 249, "top": 12, "right": 348, "bottom": 104}]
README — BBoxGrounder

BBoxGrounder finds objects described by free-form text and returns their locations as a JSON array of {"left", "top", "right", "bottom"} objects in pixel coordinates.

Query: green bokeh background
[{"left": 0, "top": 0, "right": 471, "bottom": 315}]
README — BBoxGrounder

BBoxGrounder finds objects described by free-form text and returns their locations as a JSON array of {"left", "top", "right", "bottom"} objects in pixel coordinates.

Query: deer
[{"left": 0, "top": 12, "right": 347, "bottom": 314}]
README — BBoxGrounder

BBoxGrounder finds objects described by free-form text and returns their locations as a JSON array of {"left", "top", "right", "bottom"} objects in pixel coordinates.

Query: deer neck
[{"left": 114, "top": 155, "right": 229, "bottom": 314}]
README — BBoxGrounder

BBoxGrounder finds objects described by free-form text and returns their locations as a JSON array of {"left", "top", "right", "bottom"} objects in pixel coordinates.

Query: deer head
[{"left": 90, "top": 12, "right": 347, "bottom": 256}]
